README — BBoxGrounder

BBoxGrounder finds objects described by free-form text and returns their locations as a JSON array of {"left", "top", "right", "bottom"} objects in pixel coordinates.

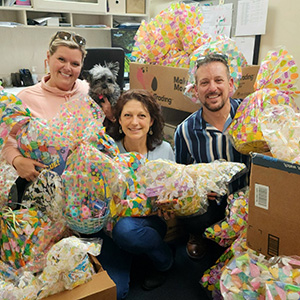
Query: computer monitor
[
  {"left": 80, "top": 47, "right": 125, "bottom": 89},
  {"left": 111, "top": 27, "right": 139, "bottom": 82}
]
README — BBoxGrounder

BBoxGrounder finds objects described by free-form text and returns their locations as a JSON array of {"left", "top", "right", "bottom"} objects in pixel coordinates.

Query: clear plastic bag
[
  {"left": 228, "top": 47, "right": 300, "bottom": 155},
  {"left": 137, "top": 159, "right": 247, "bottom": 217},
  {"left": 260, "top": 104, "right": 300, "bottom": 164}
]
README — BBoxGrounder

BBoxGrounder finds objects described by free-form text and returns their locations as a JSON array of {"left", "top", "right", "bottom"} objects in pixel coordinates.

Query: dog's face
[{"left": 83, "top": 61, "right": 121, "bottom": 107}]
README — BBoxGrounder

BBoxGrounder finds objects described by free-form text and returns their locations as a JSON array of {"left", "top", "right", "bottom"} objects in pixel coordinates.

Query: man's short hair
[{"left": 195, "top": 53, "right": 230, "bottom": 79}]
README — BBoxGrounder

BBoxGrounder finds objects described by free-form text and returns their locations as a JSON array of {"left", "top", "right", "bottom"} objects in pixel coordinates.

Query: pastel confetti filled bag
[
  {"left": 0, "top": 91, "right": 31, "bottom": 151},
  {"left": 185, "top": 35, "right": 248, "bottom": 103},
  {"left": 132, "top": 2, "right": 211, "bottom": 67},
  {"left": 62, "top": 141, "right": 151, "bottom": 233},
  {"left": 62, "top": 143, "right": 120, "bottom": 234},
  {"left": 201, "top": 229, "right": 248, "bottom": 299},
  {"left": 0, "top": 159, "right": 18, "bottom": 208},
  {"left": 0, "top": 237, "right": 102, "bottom": 299},
  {"left": 228, "top": 47, "right": 300, "bottom": 155},
  {"left": 204, "top": 189, "right": 249, "bottom": 247},
  {"left": 109, "top": 152, "right": 150, "bottom": 219},
  {"left": 22, "top": 169, "right": 65, "bottom": 223},
  {"left": 0, "top": 91, "right": 106, "bottom": 175},
  {"left": 37, "top": 236, "right": 102, "bottom": 298},
  {"left": 220, "top": 250, "right": 300, "bottom": 299},
  {"left": 16, "top": 95, "right": 105, "bottom": 175},
  {"left": 137, "top": 159, "right": 247, "bottom": 216},
  {"left": 0, "top": 206, "right": 66, "bottom": 271},
  {"left": 259, "top": 104, "right": 300, "bottom": 164}
]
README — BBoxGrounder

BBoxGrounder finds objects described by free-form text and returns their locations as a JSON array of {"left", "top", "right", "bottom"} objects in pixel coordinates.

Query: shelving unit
[
  {"left": 0, "top": 0, "right": 149, "bottom": 84},
  {"left": 0, "top": 1, "right": 149, "bottom": 27}
]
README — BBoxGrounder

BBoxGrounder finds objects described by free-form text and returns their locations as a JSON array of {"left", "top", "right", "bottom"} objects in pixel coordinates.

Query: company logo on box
[
  {"left": 152, "top": 76, "right": 187, "bottom": 106},
  {"left": 135, "top": 66, "right": 187, "bottom": 106},
  {"left": 173, "top": 76, "right": 187, "bottom": 92}
]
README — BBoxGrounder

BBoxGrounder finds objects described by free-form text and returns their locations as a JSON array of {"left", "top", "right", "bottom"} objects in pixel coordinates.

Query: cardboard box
[
  {"left": 130, "top": 63, "right": 259, "bottom": 113},
  {"left": 247, "top": 153, "right": 300, "bottom": 258},
  {"left": 44, "top": 256, "right": 116, "bottom": 300},
  {"left": 126, "top": 0, "right": 145, "bottom": 14},
  {"left": 130, "top": 63, "right": 201, "bottom": 113},
  {"left": 108, "top": 0, "right": 126, "bottom": 14},
  {"left": 232, "top": 65, "right": 260, "bottom": 99}
]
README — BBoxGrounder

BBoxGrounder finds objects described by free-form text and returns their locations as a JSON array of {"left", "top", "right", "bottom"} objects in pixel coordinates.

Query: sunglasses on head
[
  {"left": 50, "top": 31, "right": 86, "bottom": 46},
  {"left": 196, "top": 53, "right": 228, "bottom": 68}
]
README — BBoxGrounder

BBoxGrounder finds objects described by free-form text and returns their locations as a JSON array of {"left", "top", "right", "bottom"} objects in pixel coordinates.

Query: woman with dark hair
[
  {"left": 110, "top": 89, "right": 174, "bottom": 160},
  {"left": 98, "top": 89, "right": 175, "bottom": 300}
]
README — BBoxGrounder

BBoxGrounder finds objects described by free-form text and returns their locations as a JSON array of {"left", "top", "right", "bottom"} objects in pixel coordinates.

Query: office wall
[
  {"left": 150, "top": 0, "right": 300, "bottom": 67},
  {"left": 0, "top": 27, "right": 110, "bottom": 84},
  {"left": 259, "top": 0, "right": 300, "bottom": 66}
]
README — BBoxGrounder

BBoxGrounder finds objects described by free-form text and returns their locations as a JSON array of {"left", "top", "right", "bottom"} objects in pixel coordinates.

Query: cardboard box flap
[
  {"left": 251, "top": 152, "right": 300, "bottom": 175},
  {"left": 44, "top": 256, "right": 116, "bottom": 300},
  {"left": 44, "top": 271, "right": 116, "bottom": 300},
  {"left": 232, "top": 65, "right": 259, "bottom": 99},
  {"left": 89, "top": 254, "right": 103, "bottom": 273}
]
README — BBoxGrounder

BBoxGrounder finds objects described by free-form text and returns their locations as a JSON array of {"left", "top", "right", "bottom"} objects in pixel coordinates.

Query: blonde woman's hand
[{"left": 12, "top": 156, "right": 46, "bottom": 182}]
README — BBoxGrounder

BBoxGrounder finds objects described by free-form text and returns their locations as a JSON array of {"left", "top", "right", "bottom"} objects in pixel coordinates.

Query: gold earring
[
  {"left": 119, "top": 127, "right": 123, "bottom": 134},
  {"left": 149, "top": 127, "right": 153, "bottom": 135}
]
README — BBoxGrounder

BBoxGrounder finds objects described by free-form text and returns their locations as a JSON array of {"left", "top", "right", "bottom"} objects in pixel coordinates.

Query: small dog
[{"left": 82, "top": 61, "right": 121, "bottom": 108}]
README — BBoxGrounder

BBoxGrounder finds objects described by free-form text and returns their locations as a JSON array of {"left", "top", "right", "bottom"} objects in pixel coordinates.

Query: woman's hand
[
  {"left": 156, "top": 199, "right": 177, "bottom": 220},
  {"left": 100, "top": 97, "right": 116, "bottom": 122},
  {"left": 12, "top": 156, "right": 46, "bottom": 182},
  {"left": 157, "top": 208, "right": 175, "bottom": 220}
]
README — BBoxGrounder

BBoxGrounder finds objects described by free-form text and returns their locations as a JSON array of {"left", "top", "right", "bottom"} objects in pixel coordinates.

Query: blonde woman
[{"left": 1, "top": 31, "right": 89, "bottom": 182}]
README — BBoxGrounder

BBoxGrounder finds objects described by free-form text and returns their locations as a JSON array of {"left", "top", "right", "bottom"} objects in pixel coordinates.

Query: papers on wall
[
  {"left": 200, "top": 3, "right": 233, "bottom": 39},
  {"left": 235, "top": 0, "right": 269, "bottom": 36},
  {"left": 231, "top": 36, "right": 256, "bottom": 65}
]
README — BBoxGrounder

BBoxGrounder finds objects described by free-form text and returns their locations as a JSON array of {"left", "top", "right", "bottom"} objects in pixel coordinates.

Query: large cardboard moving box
[
  {"left": 44, "top": 256, "right": 116, "bottom": 300},
  {"left": 130, "top": 63, "right": 259, "bottom": 113},
  {"left": 247, "top": 153, "right": 300, "bottom": 258}
]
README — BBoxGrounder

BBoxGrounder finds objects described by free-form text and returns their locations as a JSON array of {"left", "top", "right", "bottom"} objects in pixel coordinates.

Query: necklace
[{"left": 122, "top": 139, "right": 149, "bottom": 159}]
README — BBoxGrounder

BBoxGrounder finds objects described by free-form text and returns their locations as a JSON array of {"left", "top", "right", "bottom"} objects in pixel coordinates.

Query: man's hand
[
  {"left": 207, "top": 192, "right": 220, "bottom": 201},
  {"left": 12, "top": 156, "right": 46, "bottom": 182}
]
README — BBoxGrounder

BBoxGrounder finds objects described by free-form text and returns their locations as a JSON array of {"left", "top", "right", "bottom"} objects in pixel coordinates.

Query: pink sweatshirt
[{"left": 1, "top": 75, "right": 89, "bottom": 165}]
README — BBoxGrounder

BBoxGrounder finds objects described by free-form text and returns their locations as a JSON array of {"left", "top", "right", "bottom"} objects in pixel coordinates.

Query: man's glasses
[
  {"left": 50, "top": 31, "right": 86, "bottom": 47},
  {"left": 196, "top": 53, "right": 228, "bottom": 68}
]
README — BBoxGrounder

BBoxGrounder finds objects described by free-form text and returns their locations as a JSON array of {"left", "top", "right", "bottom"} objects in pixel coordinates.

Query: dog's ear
[
  {"left": 106, "top": 61, "right": 120, "bottom": 78},
  {"left": 81, "top": 70, "right": 91, "bottom": 82}
]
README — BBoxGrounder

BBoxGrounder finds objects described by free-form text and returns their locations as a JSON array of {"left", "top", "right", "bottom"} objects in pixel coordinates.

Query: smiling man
[{"left": 174, "top": 53, "right": 249, "bottom": 260}]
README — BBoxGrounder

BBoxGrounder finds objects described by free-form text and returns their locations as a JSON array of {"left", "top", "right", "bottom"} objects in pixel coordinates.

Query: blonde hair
[{"left": 48, "top": 31, "right": 87, "bottom": 61}]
